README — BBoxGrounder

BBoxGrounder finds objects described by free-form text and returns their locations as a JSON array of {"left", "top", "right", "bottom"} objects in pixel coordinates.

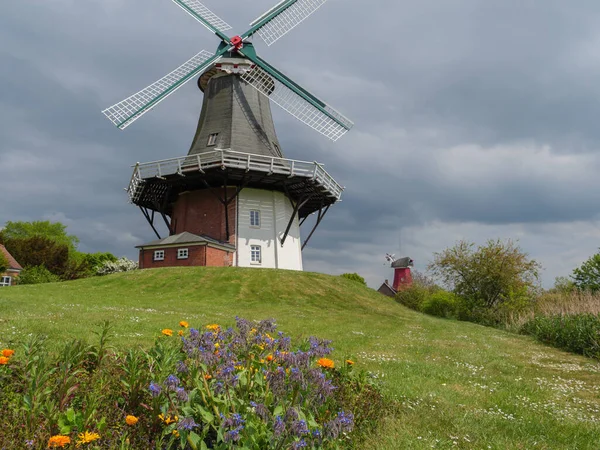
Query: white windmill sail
[
  {"left": 250, "top": 0, "right": 328, "bottom": 46},
  {"left": 171, "top": 0, "right": 232, "bottom": 34},
  {"left": 102, "top": 50, "right": 221, "bottom": 129}
]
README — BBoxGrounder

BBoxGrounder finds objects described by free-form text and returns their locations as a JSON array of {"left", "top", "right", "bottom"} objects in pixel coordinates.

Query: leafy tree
[
  {"left": 0, "top": 220, "right": 79, "bottom": 252},
  {"left": 4, "top": 236, "right": 70, "bottom": 276},
  {"left": 572, "top": 251, "right": 600, "bottom": 293},
  {"left": 428, "top": 239, "right": 541, "bottom": 309},
  {"left": 340, "top": 272, "right": 367, "bottom": 286},
  {"left": 0, "top": 251, "right": 8, "bottom": 273},
  {"left": 82, "top": 252, "right": 118, "bottom": 272}
]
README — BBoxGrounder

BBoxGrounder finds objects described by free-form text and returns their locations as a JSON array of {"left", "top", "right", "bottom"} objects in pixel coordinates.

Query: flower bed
[{"left": 0, "top": 317, "right": 386, "bottom": 449}]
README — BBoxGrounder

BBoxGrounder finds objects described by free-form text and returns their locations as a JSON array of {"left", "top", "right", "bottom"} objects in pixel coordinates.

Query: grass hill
[{"left": 2, "top": 267, "right": 600, "bottom": 449}]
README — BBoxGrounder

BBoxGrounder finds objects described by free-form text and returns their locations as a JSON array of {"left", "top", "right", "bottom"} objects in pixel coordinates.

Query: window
[
  {"left": 207, "top": 133, "right": 219, "bottom": 146},
  {"left": 177, "top": 248, "right": 189, "bottom": 259},
  {"left": 250, "top": 245, "right": 261, "bottom": 264},
  {"left": 250, "top": 210, "right": 261, "bottom": 228},
  {"left": 153, "top": 250, "right": 165, "bottom": 261},
  {"left": 0, "top": 276, "right": 11, "bottom": 287}
]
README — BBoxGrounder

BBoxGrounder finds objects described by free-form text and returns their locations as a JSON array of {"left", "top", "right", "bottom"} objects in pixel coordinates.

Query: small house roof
[
  {"left": 0, "top": 244, "right": 23, "bottom": 271},
  {"left": 136, "top": 232, "right": 235, "bottom": 250}
]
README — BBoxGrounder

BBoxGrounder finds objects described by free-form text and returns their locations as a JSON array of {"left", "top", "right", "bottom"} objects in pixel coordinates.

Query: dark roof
[
  {"left": 0, "top": 244, "right": 23, "bottom": 271},
  {"left": 377, "top": 281, "right": 396, "bottom": 298},
  {"left": 391, "top": 257, "right": 414, "bottom": 269},
  {"left": 136, "top": 232, "right": 235, "bottom": 250}
]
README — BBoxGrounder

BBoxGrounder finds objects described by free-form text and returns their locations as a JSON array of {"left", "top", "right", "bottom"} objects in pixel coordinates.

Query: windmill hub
[{"left": 230, "top": 35, "right": 244, "bottom": 49}]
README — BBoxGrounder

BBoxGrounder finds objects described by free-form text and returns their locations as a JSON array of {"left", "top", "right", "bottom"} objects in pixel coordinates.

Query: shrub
[
  {"left": 17, "top": 265, "right": 61, "bottom": 285},
  {"left": 0, "top": 318, "right": 386, "bottom": 449},
  {"left": 96, "top": 257, "right": 138, "bottom": 276},
  {"left": 340, "top": 273, "right": 367, "bottom": 286},
  {"left": 395, "top": 284, "right": 431, "bottom": 311},
  {"left": 421, "top": 291, "right": 458, "bottom": 318},
  {"left": 572, "top": 251, "right": 600, "bottom": 293},
  {"left": 521, "top": 314, "right": 600, "bottom": 359}
]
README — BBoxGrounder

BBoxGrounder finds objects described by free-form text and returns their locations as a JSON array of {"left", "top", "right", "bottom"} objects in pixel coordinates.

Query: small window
[
  {"left": 207, "top": 133, "right": 219, "bottom": 146},
  {"left": 153, "top": 250, "right": 165, "bottom": 261},
  {"left": 0, "top": 276, "right": 11, "bottom": 287},
  {"left": 250, "top": 245, "right": 262, "bottom": 264},
  {"left": 177, "top": 248, "right": 189, "bottom": 259},
  {"left": 250, "top": 210, "right": 261, "bottom": 228}
]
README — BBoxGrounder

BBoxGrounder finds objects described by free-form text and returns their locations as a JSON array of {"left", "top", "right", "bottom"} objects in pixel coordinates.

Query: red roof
[{"left": 0, "top": 244, "right": 22, "bottom": 271}]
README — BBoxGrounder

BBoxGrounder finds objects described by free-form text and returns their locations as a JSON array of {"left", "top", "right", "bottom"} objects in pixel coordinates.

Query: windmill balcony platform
[{"left": 127, "top": 149, "right": 344, "bottom": 218}]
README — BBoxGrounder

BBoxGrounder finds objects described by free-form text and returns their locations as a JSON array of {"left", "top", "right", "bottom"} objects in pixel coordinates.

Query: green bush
[
  {"left": 395, "top": 284, "right": 431, "bottom": 311},
  {"left": 0, "top": 317, "right": 388, "bottom": 449},
  {"left": 0, "top": 251, "right": 8, "bottom": 274},
  {"left": 421, "top": 291, "right": 458, "bottom": 318},
  {"left": 521, "top": 314, "right": 600, "bottom": 359},
  {"left": 17, "top": 265, "right": 61, "bottom": 285},
  {"left": 340, "top": 273, "right": 367, "bottom": 286}
]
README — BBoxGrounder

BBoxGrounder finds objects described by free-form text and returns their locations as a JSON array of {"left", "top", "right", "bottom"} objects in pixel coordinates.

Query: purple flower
[
  {"left": 176, "top": 361, "right": 188, "bottom": 374},
  {"left": 177, "top": 417, "right": 198, "bottom": 431},
  {"left": 224, "top": 426, "right": 243, "bottom": 443},
  {"left": 291, "top": 419, "right": 309, "bottom": 437},
  {"left": 165, "top": 374, "right": 180, "bottom": 391},
  {"left": 25, "top": 440, "right": 34, "bottom": 447},
  {"left": 250, "top": 402, "right": 271, "bottom": 422},
  {"left": 176, "top": 387, "right": 189, "bottom": 402},
  {"left": 149, "top": 381, "right": 162, "bottom": 397},
  {"left": 273, "top": 416, "right": 285, "bottom": 437},
  {"left": 291, "top": 439, "right": 307, "bottom": 449},
  {"left": 324, "top": 411, "right": 354, "bottom": 439}
]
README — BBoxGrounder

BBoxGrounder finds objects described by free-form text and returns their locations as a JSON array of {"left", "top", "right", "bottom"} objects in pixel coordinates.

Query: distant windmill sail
[{"left": 101, "top": 0, "right": 353, "bottom": 141}]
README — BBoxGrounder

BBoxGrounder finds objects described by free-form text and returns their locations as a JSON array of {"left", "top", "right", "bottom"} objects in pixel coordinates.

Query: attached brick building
[
  {"left": 137, "top": 232, "right": 235, "bottom": 270},
  {"left": 0, "top": 244, "right": 22, "bottom": 286}
]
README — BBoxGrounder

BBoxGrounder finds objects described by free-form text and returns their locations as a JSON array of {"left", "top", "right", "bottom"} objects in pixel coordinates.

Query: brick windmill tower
[{"left": 102, "top": 0, "right": 353, "bottom": 271}]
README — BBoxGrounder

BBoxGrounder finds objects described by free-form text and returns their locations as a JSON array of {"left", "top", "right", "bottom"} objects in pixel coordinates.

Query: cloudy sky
[{"left": 2, "top": 0, "right": 600, "bottom": 288}]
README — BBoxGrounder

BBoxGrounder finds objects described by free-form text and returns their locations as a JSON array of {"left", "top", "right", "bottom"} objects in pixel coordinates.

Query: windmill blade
[
  {"left": 240, "top": 55, "right": 353, "bottom": 141},
  {"left": 172, "top": 0, "right": 232, "bottom": 37},
  {"left": 246, "top": 0, "right": 327, "bottom": 46},
  {"left": 103, "top": 50, "right": 221, "bottom": 130}
]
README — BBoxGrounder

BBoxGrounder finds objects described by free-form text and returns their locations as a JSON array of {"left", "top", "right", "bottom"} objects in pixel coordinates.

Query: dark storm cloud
[{"left": 1, "top": 0, "right": 600, "bottom": 286}]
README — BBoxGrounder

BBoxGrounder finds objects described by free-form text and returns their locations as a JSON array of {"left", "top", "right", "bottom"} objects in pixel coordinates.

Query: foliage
[
  {"left": 4, "top": 236, "right": 70, "bottom": 275},
  {"left": 394, "top": 271, "right": 440, "bottom": 312},
  {"left": 0, "top": 317, "right": 384, "bottom": 449},
  {"left": 82, "top": 252, "right": 118, "bottom": 272},
  {"left": 339, "top": 273, "right": 367, "bottom": 286},
  {"left": 96, "top": 257, "right": 138, "bottom": 276},
  {"left": 428, "top": 239, "right": 541, "bottom": 310},
  {"left": 0, "top": 251, "right": 8, "bottom": 273},
  {"left": 17, "top": 265, "right": 61, "bottom": 285},
  {"left": 572, "top": 251, "right": 600, "bottom": 293},
  {"left": 521, "top": 314, "right": 600, "bottom": 360},
  {"left": 550, "top": 276, "right": 577, "bottom": 295},
  {"left": 421, "top": 291, "right": 459, "bottom": 319},
  {"left": 0, "top": 220, "right": 79, "bottom": 253}
]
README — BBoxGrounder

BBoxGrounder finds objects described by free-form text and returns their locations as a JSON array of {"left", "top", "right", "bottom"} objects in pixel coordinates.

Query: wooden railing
[{"left": 127, "top": 149, "right": 344, "bottom": 203}]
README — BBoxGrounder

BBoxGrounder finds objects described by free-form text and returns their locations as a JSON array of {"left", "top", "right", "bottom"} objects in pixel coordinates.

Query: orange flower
[
  {"left": 0, "top": 356, "right": 8, "bottom": 365},
  {"left": 172, "top": 430, "right": 180, "bottom": 437},
  {"left": 158, "top": 413, "right": 178, "bottom": 424},
  {"left": 266, "top": 354, "right": 274, "bottom": 362},
  {"left": 179, "top": 321, "right": 189, "bottom": 328},
  {"left": 178, "top": 330, "right": 184, "bottom": 337},
  {"left": 161, "top": 329, "right": 173, "bottom": 337},
  {"left": 76, "top": 431, "right": 100, "bottom": 446},
  {"left": 345, "top": 360, "right": 355, "bottom": 365},
  {"left": 204, "top": 374, "right": 212, "bottom": 380},
  {"left": 317, "top": 358, "right": 335, "bottom": 369},
  {"left": 125, "top": 415, "right": 138, "bottom": 426},
  {"left": 48, "top": 435, "right": 71, "bottom": 448},
  {"left": 206, "top": 324, "right": 220, "bottom": 332},
  {"left": 2, "top": 349, "right": 14, "bottom": 358}
]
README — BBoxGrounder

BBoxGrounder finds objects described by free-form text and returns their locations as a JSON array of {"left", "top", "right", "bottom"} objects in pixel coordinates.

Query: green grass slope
[{"left": 2, "top": 267, "right": 600, "bottom": 449}]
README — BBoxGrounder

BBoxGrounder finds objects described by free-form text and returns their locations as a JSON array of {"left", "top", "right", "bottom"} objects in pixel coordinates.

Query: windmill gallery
[{"left": 102, "top": 0, "right": 353, "bottom": 271}]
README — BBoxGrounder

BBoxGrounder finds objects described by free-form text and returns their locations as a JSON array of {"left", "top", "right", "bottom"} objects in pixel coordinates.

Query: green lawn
[{"left": 2, "top": 267, "right": 600, "bottom": 449}]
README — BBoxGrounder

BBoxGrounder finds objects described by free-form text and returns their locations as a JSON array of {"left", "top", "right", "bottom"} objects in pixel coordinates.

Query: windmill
[
  {"left": 103, "top": 0, "right": 353, "bottom": 271},
  {"left": 378, "top": 253, "right": 414, "bottom": 296}
]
